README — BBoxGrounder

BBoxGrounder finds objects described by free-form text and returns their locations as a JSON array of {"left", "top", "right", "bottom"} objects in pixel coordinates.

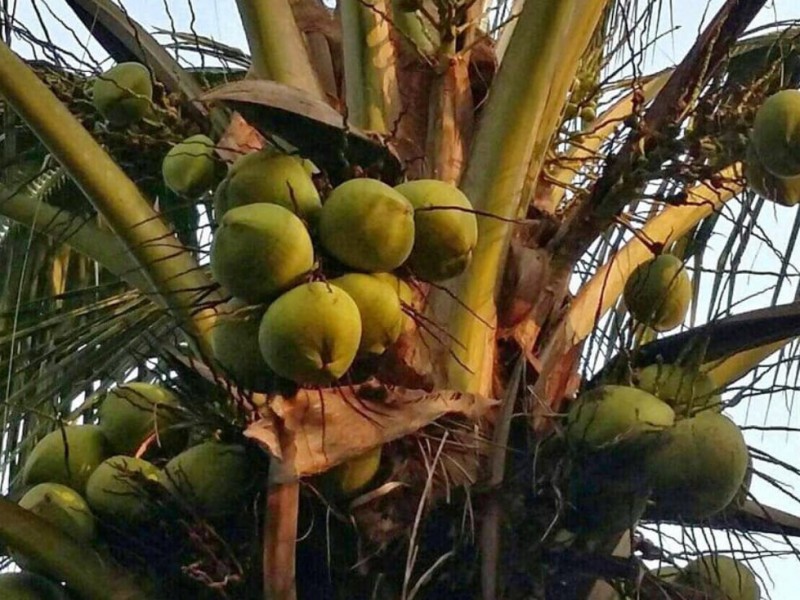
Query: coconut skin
[
  {"left": 319, "top": 179, "right": 415, "bottom": 272},
  {"left": 744, "top": 142, "right": 800, "bottom": 206},
  {"left": 0, "top": 572, "right": 70, "bottom": 600},
  {"left": 679, "top": 555, "right": 760, "bottom": 600},
  {"left": 22, "top": 425, "right": 110, "bottom": 494},
  {"left": 566, "top": 385, "right": 675, "bottom": 451},
  {"left": 395, "top": 179, "right": 478, "bottom": 282},
  {"left": 332, "top": 446, "right": 382, "bottom": 495},
  {"left": 623, "top": 254, "right": 692, "bottom": 331},
  {"left": 635, "top": 363, "right": 721, "bottom": 415},
  {"left": 751, "top": 89, "right": 800, "bottom": 178},
  {"left": 211, "top": 303, "right": 274, "bottom": 392},
  {"left": 371, "top": 272, "right": 416, "bottom": 332},
  {"left": 258, "top": 282, "right": 362, "bottom": 385},
  {"left": 214, "top": 150, "right": 322, "bottom": 222},
  {"left": 18, "top": 483, "right": 96, "bottom": 543},
  {"left": 92, "top": 62, "right": 152, "bottom": 126},
  {"left": 646, "top": 412, "right": 749, "bottom": 519},
  {"left": 210, "top": 203, "right": 315, "bottom": 303},
  {"left": 330, "top": 273, "right": 403, "bottom": 354},
  {"left": 86, "top": 456, "right": 163, "bottom": 523},
  {"left": 162, "top": 134, "right": 216, "bottom": 198}
]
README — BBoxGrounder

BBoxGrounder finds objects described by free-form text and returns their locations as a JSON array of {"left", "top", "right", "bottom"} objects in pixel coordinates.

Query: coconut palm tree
[{"left": 1, "top": 0, "right": 800, "bottom": 598}]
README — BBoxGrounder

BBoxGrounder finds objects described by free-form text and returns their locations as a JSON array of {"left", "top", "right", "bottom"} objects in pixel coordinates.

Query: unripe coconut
[
  {"left": 319, "top": 179, "right": 415, "bottom": 272},
  {"left": 91, "top": 62, "right": 152, "bottom": 126},
  {"left": 164, "top": 442, "right": 256, "bottom": 517},
  {"left": 371, "top": 272, "right": 415, "bottom": 332},
  {"left": 211, "top": 302, "right": 274, "bottom": 392},
  {"left": 744, "top": 142, "right": 800, "bottom": 206},
  {"left": 635, "top": 363, "right": 721, "bottom": 415},
  {"left": 679, "top": 555, "right": 760, "bottom": 600},
  {"left": 331, "top": 446, "right": 382, "bottom": 496},
  {"left": 18, "top": 483, "right": 95, "bottom": 543},
  {"left": 22, "top": 425, "right": 110, "bottom": 494},
  {"left": 162, "top": 134, "right": 216, "bottom": 198},
  {"left": 0, "top": 573, "right": 69, "bottom": 600},
  {"left": 623, "top": 254, "right": 692, "bottom": 331},
  {"left": 330, "top": 274, "right": 403, "bottom": 354},
  {"left": 651, "top": 565, "right": 682, "bottom": 582},
  {"left": 86, "top": 456, "right": 163, "bottom": 522},
  {"left": 395, "top": 180, "right": 478, "bottom": 282},
  {"left": 214, "top": 150, "right": 321, "bottom": 221},
  {"left": 566, "top": 468, "right": 649, "bottom": 537},
  {"left": 98, "top": 382, "right": 183, "bottom": 456},
  {"left": 210, "top": 203, "right": 314, "bottom": 303},
  {"left": 258, "top": 282, "right": 362, "bottom": 384},
  {"left": 751, "top": 89, "right": 800, "bottom": 178},
  {"left": 646, "top": 412, "right": 749, "bottom": 519},
  {"left": 566, "top": 385, "right": 675, "bottom": 451}
]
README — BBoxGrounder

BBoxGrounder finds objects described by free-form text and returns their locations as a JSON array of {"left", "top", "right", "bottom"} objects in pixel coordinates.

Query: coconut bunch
[
  {"left": 208, "top": 149, "right": 479, "bottom": 391},
  {"left": 631, "top": 555, "right": 760, "bottom": 600}
]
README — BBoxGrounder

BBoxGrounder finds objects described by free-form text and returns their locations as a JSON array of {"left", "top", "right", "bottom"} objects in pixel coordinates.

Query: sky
[{"left": 4, "top": 0, "right": 800, "bottom": 597}]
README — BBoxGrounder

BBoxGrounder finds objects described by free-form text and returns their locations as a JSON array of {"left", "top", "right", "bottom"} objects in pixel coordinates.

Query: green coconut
[
  {"left": 164, "top": 442, "right": 256, "bottom": 517},
  {"left": 566, "top": 385, "right": 675, "bottom": 452},
  {"left": 371, "top": 272, "right": 415, "bottom": 332},
  {"left": 330, "top": 274, "right": 403, "bottom": 354},
  {"left": 395, "top": 179, "right": 478, "bottom": 281},
  {"left": 331, "top": 446, "right": 383, "bottom": 496},
  {"left": 98, "top": 382, "right": 183, "bottom": 456},
  {"left": 635, "top": 363, "right": 721, "bottom": 415},
  {"left": 91, "top": 62, "right": 152, "bottom": 126},
  {"left": 210, "top": 203, "right": 315, "bottom": 303},
  {"left": 211, "top": 302, "right": 274, "bottom": 392},
  {"left": 18, "top": 483, "right": 95, "bottom": 543},
  {"left": 623, "top": 254, "right": 692, "bottom": 331},
  {"left": 0, "top": 573, "right": 69, "bottom": 600},
  {"left": 744, "top": 142, "right": 800, "bottom": 206},
  {"left": 751, "top": 89, "right": 800, "bottom": 178},
  {"left": 646, "top": 412, "right": 749, "bottom": 519},
  {"left": 22, "top": 425, "right": 110, "bottom": 494},
  {"left": 679, "top": 555, "right": 760, "bottom": 600},
  {"left": 214, "top": 150, "right": 321, "bottom": 221},
  {"left": 318, "top": 178, "right": 415, "bottom": 272},
  {"left": 258, "top": 282, "right": 362, "bottom": 385},
  {"left": 162, "top": 134, "right": 216, "bottom": 198},
  {"left": 652, "top": 565, "right": 682, "bottom": 582},
  {"left": 86, "top": 456, "right": 163, "bottom": 522}
]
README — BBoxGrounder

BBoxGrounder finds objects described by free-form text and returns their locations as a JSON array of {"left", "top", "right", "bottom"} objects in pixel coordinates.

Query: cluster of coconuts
[
  {"left": 744, "top": 89, "right": 800, "bottom": 206},
  {"left": 12, "top": 382, "right": 258, "bottom": 585},
  {"left": 565, "top": 360, "right": 750, "bottom": 534}
]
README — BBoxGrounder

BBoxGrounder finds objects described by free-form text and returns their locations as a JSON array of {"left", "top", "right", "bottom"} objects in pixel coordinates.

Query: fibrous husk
[
  {"left": 18, "top": 483, "right": 95, "bottom": 544},
  {"left": 751, "top": 89, "right": 800, "bottom": 178},
  {"left": 22, "top": 425, "right": 110, "bottom": 494},
  {"left": 395, "top": 179, "right": 478, "bottom": 281},
  {"left": 214, "top": 150, "right": 321, "bottom": 222},
  {"left": 743, "top": 142, "right": 800, "bottom": 206},
  {"left": 678, "top": 555, "right": 760, "bottom": 600},
  {"left": 85, "top": 456, "right": 163, "bottom": 523},
  {"left": 319, "top": 178, "right": 415, "bottom": 272},
  {"left": 259, "top": 282, "right": 362, "bottom": 384},
  {"left": 646, "top": 412, "right": 749, "bottom": 519},
  {"left": 91, "top": 62, "right": 153, "bottom": 126},
  {"left": 162, "top": 134, "right": 217, "bottom": 198},
  {"left": 210, "top": 203, "right": 315, "bottom": 303},
  {"left": 0, "top": 572, "right": 69, "bottom": 599},
  {"left": 566, "top": 385, "right": 675, "bottom": 452},
  {"left": 330, "top": 273, "right": 403, "bottom": 354},
  {"left": 635, "top": 363, "right": 721, "bottom": 416},
  {"left": 210, "top": 301, "right": 274, "bottom": 392},
  {"left": 97, "top": 382, "right": 183, "bottom": 456},
  {"left": 623, "top": 254, "right": 692, "bottom": 331}
]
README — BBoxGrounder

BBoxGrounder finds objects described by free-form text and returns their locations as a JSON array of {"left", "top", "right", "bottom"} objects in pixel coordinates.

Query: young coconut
[
  {"left": 646, "top": 412, "right": 749, "bottom": 519},
  {"left": 744, "top": 142, "right": 800, "bottom": 206},
  {"left": 679, "top": 555, "right": 760, "bottom": 600},
  {"left": 395, "top": 180, "right": 478, "bottom": 282},
  {"left": 318, "top": 178, "right": 415, "bottom": 272},
  {"left": 635, "top": 363, "right": 721, "bottom": 415},
  {"left": 210, "top": 203, "right": 315, "bottom": 303},
  {"left": 211, "top": 301, "right": 274, "bottom": 392},
  {"left": 623, "top": 254, "right": 692, "bottom": 331},
  {"left": 258, "top": 282, "right": 362, "bottom": 385},
  {"left": 214, "top": 150, "right": 321, "bottom": 222},
  {"left": 86, "top": 456, "right": 163, "bottom": 523},
  {"left": 371, "top": 272, "right": 416, "bottom": 332},
  {"left": 566, "top": 385, "right": 675, "bottom": 452},
  {"left": 91, "top": 62, "right": 152, "bottom": 126},
  {"left": 162, "top": 134, "right": 216, "bottom": 198},
  {"left": 22, "top": 425, "right": 110, "bottom": 494},
  {"left": 98, "top": 382, "right": 183, "bottom": 456},
  {"left": 330, "top": 446, "right": 383, "bottom": 496},
  {"left": 18, "top": 483, "right": 96, "bottom": 543},
  {"left": 164, "top": 442, "right": 258, "bottom": 517},
  {"left": 0, "top": 573, "right": 69, "bottom": 600},
  {"left": 751, "top": 89, "right": 800, "bottom": 178},
  {"left": 330, "top": 274, "right": 403, "bottom": 354}
]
